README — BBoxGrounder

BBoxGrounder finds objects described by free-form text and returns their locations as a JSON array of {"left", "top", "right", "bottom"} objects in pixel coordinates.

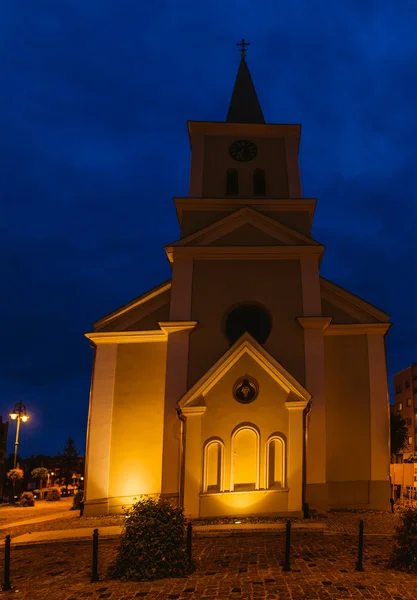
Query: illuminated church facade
[{"left": 84, "top": 53, "right": 391, "bottom": 517}]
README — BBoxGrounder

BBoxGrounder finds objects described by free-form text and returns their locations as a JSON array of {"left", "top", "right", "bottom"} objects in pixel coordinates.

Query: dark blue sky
[{"left": 1, "top": 1, "right": 416, "bottom": 457}]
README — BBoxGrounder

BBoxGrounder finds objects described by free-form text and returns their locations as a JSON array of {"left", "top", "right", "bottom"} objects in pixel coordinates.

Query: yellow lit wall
[
  {"left": 324, "top": 334, "right": 371, "bottom": 505},
  {"left": 198, "top": 352, "right": 290, "bottom": 517},
  {"left": 108, "top": 341, "right": 167, "bottom": 511},
  {"left": 189, "top": 259, "right": 305, "bottom": 389}
]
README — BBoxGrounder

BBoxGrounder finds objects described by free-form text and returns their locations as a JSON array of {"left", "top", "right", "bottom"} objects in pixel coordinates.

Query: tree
[
  {"left": 405, "top": 452, "right": 417, "bottom": 463},
  {"left": 7, "top": 468, "right": 24, "bottom": 482},
  {"left": 31, "top": 467, "right": 49, "bottom": 490},
  {"left": 391, "top": 412, "right": 409, "bottom": 458},
  {"left": 57, "top": 437, "right": 79, "bottom": 489},
  {"left": 7, "top": 468, "right": 24, "bottom": 504}
]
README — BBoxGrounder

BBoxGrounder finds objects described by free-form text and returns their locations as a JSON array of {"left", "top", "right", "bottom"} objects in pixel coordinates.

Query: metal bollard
[
  {"left": 282, "top": 520, "right": 292, "bottom": 572},
  {"left": 79, "top": 500, "right": 84, "bottom": 518},
  {"left": 186, "top": 522, "right": 193, "bottom": 561},
  {"left": 390, "top": 498, "right": 395, "bottom": 514},
  {"left": 2, "top": 535, "right": 12, "bottom": 591},
  {"left": 355, "top": 520, "right": 364, "bottom": 572},
  {"left": 91, "top": 528, "right": 100, "bottom": 582}
]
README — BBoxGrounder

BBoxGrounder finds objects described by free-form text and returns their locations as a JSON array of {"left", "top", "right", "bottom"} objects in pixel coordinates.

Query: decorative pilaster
[
  {"left": 284, "top": 136, "right": 302, "bottom": 198},
  {"left": 297, "top": 317, "right": 331, "bottom": 491},
  {"left": 286, "top": 401, "right": 307, "bottom": 512},
  {"left": 160, "top": 322, "right": 198, "bottom": 496},
  {"left": 367, "top": 327, "right": 391, "bottom": 482},
  {"left": 300, "top": 256, "right": 321, "bottom": 316},
  {"left": 84, "top": 344, "right": 117, "bottom": 514},
  {"left": 161, "top": 253, "right": 196, "bottom": 496},
  {"left": 182, "top": 405, "right": 206, "bottom": 518},
  {"left": 169, "top": 258, "right": 193, "bottom": 321},
  {"left": 188, "top": 135, "right": 204, "bottom": 197}
]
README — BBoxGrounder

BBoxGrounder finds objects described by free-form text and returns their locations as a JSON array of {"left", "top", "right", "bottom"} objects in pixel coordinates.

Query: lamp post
[{"left": 9, "top": 401, "right": 30, "bottom": 468}]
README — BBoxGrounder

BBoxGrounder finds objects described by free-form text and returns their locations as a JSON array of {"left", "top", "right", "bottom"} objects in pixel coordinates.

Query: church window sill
[{"left": 201, "top": 488, "right": 289, "bottom": 497}]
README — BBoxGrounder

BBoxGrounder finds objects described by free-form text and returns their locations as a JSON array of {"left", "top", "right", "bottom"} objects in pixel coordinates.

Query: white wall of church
[{"left": 107, "top": 341, "right": 167, "bottom": 513}]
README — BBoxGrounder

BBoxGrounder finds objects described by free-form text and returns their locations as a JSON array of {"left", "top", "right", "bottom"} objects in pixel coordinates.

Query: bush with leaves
[
  {"left": 389, "top": 507, "right": 417, "bottom": 572},
  {"left": 19, "top": 491, "right": 35, "bottom": 507},
  {"left": 108, "top": 496, "right": 195, "bottom": 581},
  {"left": 71, "top": 490, "right": 84, "bottom": 510},
  {"left": 45, "top": 487, "right": 61, "bottom": 501}
]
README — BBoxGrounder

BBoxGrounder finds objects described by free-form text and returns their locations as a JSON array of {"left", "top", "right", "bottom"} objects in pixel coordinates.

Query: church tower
[{"left": 84, "top": 44, "right": 391, "bottom": 517}]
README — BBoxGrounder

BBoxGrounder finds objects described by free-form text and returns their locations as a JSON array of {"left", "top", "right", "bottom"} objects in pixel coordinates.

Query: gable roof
[
  {"left": 93, "top": 280, "right": 171, "bottom": 331},
  {"left": 179, "top": 332, "right": 311, "bottom": 410},
  {"left": 168, "top": 206, "right": 322, "bottom": 249},
  {"left": 320, "top": 277, "right": 390, "bottom": 323}
]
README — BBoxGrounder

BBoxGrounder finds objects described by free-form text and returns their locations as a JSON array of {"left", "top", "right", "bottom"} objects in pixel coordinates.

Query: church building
[{"left": 84, "top": 50, "right": 391, "bottom": 517}]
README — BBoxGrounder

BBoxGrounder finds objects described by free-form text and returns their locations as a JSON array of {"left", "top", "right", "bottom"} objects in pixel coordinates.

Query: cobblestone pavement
[
  {"left": 324, "top": 512, "right": 399, "bottom": 536},
  {"left": 0, "top": 498, "right": 73, "bottom": 528},
  {"left": 2, "top": 532, "right": 416, "bottom": 600},
  {"left": 1, "top": 509, "right": 404, "bottom": 541}
]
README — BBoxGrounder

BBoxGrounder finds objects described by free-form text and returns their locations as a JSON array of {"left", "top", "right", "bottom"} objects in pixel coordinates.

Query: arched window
[
  {"left": 266, "top": 436, "right": 285, "bottom": 489},
  {"left": 226, "top": 169, "right": 239, "bottom": 195},
  {"left": 253, "top": 169, "right": 266, "bottom": 196},
  {"left": 203, "top": 439, "right": 224, "bottom": 493},
  {"left": 231, "top": 425, "right": 260, "bottom": 491},
  {"left": 225, "top": 304, "right": 272, "bottom": 345}
]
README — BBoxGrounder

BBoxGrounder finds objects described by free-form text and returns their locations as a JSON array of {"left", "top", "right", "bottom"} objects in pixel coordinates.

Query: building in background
[
  {"left": 0, "top": 417, "right": 9, "bottom": 498},
  {"left": 393, "top": 363, "right": 417, "bottom": 460}
]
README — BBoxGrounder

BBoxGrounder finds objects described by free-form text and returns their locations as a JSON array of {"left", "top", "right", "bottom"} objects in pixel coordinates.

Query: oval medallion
[{"left": 233, "top": 376, "right": 259, "bottom": 404}]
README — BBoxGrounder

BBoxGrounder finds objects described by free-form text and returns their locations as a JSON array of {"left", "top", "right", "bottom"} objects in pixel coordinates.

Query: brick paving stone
[{"left": 2, "top": 533, "right": 417, "bottom": 599}]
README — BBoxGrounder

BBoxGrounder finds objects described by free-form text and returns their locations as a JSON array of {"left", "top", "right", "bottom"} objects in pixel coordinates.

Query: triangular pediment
[
  {"left": 93, "top": 280, "right": 171, "bottom": 332},
  {"left": 170, "top": 207, "right": 321, "bottom": 248},
  {"left": 179, "top": 332, "right": 311, "bottom": 410}
]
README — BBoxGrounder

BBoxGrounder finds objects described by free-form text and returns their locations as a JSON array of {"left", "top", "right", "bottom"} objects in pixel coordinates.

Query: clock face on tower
[{"left": 229, "top": 139, "right": 257, "bottom": 162}]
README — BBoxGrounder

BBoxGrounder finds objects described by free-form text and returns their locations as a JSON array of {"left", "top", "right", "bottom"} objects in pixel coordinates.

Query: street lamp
[{"left": 9, "top": 401, "right": 30, "bottom": 468}]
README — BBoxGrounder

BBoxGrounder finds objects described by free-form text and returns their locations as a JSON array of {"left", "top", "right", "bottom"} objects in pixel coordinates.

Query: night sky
[{"left": 1, "top": 1, "right": 416, "bottom": 458}]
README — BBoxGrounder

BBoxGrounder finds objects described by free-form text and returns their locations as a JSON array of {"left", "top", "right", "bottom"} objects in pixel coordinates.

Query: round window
[{"left": 225, "top": 304, "right": 272, "bottom": 344}]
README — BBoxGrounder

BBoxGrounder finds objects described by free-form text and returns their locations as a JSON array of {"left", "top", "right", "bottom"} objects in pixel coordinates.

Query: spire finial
[{"left": 236, "top": 38, "right": 250, "bottom": 58}]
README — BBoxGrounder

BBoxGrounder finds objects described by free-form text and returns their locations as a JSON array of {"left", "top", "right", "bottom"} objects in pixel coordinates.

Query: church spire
[{"left": 226, "top": 39, "right": 265, "bottom": 125}]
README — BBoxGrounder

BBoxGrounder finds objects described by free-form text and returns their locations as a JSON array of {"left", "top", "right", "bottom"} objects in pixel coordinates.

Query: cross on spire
[
  {"left": 236, "top": 38, "right": 250, "bottom": 58},
  {"left": 227, "top": 39, "right": 264, "bottom": 124}
]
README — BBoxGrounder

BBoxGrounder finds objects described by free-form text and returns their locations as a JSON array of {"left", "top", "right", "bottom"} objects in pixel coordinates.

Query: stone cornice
[
  {"left": 165, "top": 245, "right": 324, "bottom": 264},
  {"left": 285, "top": 400, "right": 310, "bottom": 410},
  {"left": 158, "top": 321, "right": 198, "bottom": 334},
  {"left": 85, "top": 331, "right": 167, "bottom": 345},
  {"left": 187, "top": 120, "right": 301, "bottom": 144},
  {"left": 182, "top": 406, "right": 207, "bottom": 416},
  {"left": 174, "top": 197, "right": 316, "bottom": 226},
  {"left": 296, "top": 317, "right": 333, "bottom": 330},
  {"left": 324, "top": 323, "right": 391, "bottom": 336}
]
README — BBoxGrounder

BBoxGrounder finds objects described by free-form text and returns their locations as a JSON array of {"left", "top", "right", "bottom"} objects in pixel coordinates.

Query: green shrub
[
  {"left": 389, "top": 507, "right": 417, "bottom": 572},
  {"left": 20, "top": 492, "right": 35, "bottom": 507},
  {"left": 45, "top": 487, "right": 61, "bottom": 501},
  {"left": 108, "top": 496, "right": 195, "bottom": 581},
  {"left": 72, "top": 490, "right": 84, "bottom": 510}
]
